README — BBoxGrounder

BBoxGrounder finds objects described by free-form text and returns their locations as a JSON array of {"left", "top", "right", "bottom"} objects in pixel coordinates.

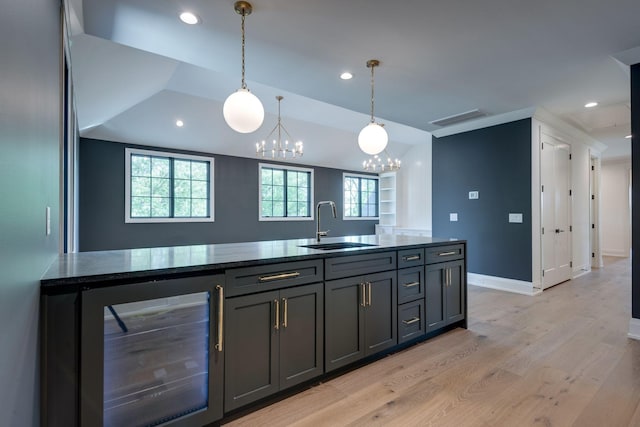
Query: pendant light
[
  {"left": 358, "top": 59, "right": 388, "bottom": 155},
  {"left": 256, "top": 96, "right": 303, "bottom": 158},
  {"left": 223, "top": 1, "right": 264, "bottom": 133}
]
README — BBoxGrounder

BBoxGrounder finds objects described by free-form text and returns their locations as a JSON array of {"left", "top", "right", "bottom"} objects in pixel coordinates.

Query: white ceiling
[{"left": 68, "top": 0, "right": 640, "bottom": 169}]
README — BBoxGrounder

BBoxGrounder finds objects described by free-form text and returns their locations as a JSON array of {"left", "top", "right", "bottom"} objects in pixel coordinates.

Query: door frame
[{"left": 540, "top": 131, "right": 573, "bottom": 289}]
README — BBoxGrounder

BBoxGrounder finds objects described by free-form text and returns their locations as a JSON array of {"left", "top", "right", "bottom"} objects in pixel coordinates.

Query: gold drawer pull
[
  {"left": 258, "top": 272, "right": 301, "bottom": 282},
  {"left": 402, "top": 317, "right": 420, "bottom": 325},
  {"left": 403, "top": 255, "right": 421, "bottom": 261},
  {"left": 438, "top": 251, "right": 457, "bottom": 257},
  {"left": 403, "top": 281, "right": 420, "bottom": 288}
]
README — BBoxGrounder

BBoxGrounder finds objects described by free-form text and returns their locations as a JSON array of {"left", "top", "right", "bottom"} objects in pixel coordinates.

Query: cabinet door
[
  {"left": 445, "top": 260, "right": 465, "bottom": 325},
  {"left": 325, "top": 277, "right": 366, "bottom": 372},
  {"left": 425, "top": 264, "right": 446, "bottom": 333},
  {"left": 224, "top": 290, "right": 279, "bottom": 411},
  {"left": 364, "top": 271, "right": 397, "bottom": 356},
  {"left": 279, "top": 283, "right": 324, "bottom": 390}
]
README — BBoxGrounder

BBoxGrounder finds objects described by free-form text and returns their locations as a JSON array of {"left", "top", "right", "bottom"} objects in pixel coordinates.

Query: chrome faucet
[{"left": 316, "top": 201, "right": 337, "bottom": 242}]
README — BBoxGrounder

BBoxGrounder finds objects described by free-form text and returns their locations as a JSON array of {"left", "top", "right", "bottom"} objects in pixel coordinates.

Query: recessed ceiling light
[
  {"left": 625, "top": 134, "right": 632, "bottom": 139},
  {"left": 176, "top": 120, "right": 184, "bottom": 127},
  {"left": 340, "top": 72, "right": 353, "bottom": 80},
  {"left": 179, "top": 12, "right": 199, "bottom": 25},
  {"left": 584, "top": 101, "right": 598, "bottom": 108}
]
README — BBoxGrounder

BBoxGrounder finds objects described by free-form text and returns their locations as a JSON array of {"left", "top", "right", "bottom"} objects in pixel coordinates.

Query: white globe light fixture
[
  {"left": 223, "top": 1, "right": 264, "bottom": 133},
  {"left": 358, "top": 59, "right": 388, "bottom": 155}
]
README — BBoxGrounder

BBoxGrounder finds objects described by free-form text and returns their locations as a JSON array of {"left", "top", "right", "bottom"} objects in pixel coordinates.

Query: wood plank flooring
[{"left": 223, "top": 257, "right": 639, "bottom": 427}]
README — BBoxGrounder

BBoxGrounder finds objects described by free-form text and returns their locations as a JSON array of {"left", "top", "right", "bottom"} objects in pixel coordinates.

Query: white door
[{"left": 541, "top": 134, "right": 572, "bottom": 289}]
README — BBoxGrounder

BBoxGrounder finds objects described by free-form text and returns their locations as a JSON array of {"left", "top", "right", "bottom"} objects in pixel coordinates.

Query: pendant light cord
[
  {"left": 241, "top": 12, "right": 247, "bottom": 89},
  {"left": 370, "top": 62, "right": 375, "bottom": 123}
]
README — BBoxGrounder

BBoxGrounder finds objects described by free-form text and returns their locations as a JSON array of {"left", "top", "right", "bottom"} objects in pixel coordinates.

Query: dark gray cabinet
[
  {"left": 224, "top": 282, "right": 323, "bottom": 411},
  {"left": 425, "top": 259, "right": 465, "bottom": 332},
  {"left": 325, "top": 271, "right": 397, "bottom": 372}
]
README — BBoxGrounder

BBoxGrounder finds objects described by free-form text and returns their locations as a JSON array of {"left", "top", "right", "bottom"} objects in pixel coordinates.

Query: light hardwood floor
[{"left": 223, "top": 257, "right": 639, "bottom": 427}]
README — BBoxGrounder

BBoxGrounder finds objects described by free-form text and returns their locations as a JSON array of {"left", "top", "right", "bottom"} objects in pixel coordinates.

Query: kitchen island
[{"left": 41, "top": 235, "right": 466, "bottom": 427}]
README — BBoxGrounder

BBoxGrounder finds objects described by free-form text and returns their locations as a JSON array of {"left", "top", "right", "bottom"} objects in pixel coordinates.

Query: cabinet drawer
[
  {"left": 397, "top": 266, "right": 424, "bottom": 304},
  {"left": 425, "top": 244, "right": 465, "bottom": 264},
  {"left": 398, "top": 299, "right": 425, "bottom": 344},
  {"left": 325, "top": 251, "right": 396, "bottom": 280},
  {"left": 398, "top": 248, "right": 425, "bottom": 268},
  {"left": 225, "top": 259, "right": 323, "bottom": 297}
]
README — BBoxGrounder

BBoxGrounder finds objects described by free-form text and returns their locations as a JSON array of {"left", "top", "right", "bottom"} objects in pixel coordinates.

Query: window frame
[
  {"left": 258, "top": 163, "right": 314, "bottom": 222},
  {"left": 125, "top": 148, "right": 215, "bottom": 223},
  {"left": 342, "top": 172, "right": 380, "bottom": 221}
]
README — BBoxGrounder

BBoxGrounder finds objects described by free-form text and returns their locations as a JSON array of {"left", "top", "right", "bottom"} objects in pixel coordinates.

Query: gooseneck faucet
[{"left": 316, "top": 201, "right": 337, "bottom": 242}]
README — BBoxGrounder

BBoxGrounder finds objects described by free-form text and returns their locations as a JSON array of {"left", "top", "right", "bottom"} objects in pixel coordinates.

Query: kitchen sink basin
[{"left": 299, "top": 242, "right": 378, "bottom": 250}]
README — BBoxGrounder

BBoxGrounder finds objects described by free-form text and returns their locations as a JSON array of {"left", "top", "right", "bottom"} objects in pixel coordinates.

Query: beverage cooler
[{"left": 80, "top": 275, "right": 224, "bottom": 426}]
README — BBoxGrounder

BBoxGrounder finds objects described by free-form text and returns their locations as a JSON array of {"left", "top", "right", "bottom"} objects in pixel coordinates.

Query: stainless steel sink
[{"left": 299, "top": 242, "right": 377, "bottom": 250}]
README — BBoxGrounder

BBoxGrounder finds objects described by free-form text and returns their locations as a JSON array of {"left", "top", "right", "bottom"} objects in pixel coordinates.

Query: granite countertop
[{"left": 41, "top": 235, "right": 462, "bottom": 290}]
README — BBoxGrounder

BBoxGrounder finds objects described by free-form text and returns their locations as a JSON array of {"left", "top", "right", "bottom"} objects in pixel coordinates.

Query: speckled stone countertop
[{"left": 41, "top": 235, "right": 462, "bottom": 291}]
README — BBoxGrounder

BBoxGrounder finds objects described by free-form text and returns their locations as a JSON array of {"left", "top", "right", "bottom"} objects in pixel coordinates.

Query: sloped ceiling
[{"left": 69, "top": 0, "right": 640, "bottom": 167}]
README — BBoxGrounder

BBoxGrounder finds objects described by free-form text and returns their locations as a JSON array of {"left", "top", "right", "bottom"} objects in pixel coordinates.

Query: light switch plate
[
  {"left": 509, "top": 213, "right": 523, "bottom": 223},
  {"left": 450, "top": 213, "right": 458, "bottom": 222},
  {"left": 469, "top": 191, "right": 479, "bottom": 200},
  {"left": 46, "top": 206, "right": 51, "bottom": 235}
]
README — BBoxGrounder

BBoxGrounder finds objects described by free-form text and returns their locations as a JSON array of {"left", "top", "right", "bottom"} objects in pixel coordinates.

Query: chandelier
[
  {"left": 223, "top": 1, "right": 264, "bottom": 133},
  {"left": 256, "top": 96, "right": 303, "bottom": 159},
  {"left": 363, "top": 150, "right": 400, "bottom": 172},
  {"left": 358, "top": 59, "right": 388, "bottom": 155}
]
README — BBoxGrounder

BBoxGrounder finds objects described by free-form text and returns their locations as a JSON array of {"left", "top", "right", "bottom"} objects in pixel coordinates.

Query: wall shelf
[{"left": 379, "top": 172, "right": 396, "bottom": 226}]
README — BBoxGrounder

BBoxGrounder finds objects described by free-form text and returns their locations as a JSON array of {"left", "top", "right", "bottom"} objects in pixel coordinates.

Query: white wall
[
  {"left": 395, "top": 135, "right": 432, "bottom": 230},
  {"left": 601, "top": 159, "right": 631, "bottom": 257}
]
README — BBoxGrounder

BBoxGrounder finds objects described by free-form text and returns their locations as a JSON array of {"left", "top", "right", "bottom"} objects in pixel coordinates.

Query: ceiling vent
[{"left": 429, "top": 109, "right": 487, "bottom": 127}]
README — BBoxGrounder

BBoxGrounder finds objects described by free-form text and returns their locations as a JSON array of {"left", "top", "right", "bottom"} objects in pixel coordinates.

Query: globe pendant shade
[
  {"left": 223, "top": 88, "right": 265, "bottom": 133},
  {"left": 358, "top": 122, "right": 388, "bottom": 155}
]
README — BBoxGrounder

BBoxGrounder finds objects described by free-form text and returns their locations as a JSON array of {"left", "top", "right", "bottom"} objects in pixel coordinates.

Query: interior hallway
[{"left": 223, "top": 256, "right": 639, "bottom": 426}]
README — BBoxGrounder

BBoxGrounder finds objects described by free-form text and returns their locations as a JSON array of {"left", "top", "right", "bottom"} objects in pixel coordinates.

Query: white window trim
[
  {"left": 259, "top": 163, "right": 314, "bottom": 221},
  {"left": 342, "top": 172, "right": 380, "bottom": 221},
  {"left": 125, "top": 147, "right": 215, "bottom": 223}
]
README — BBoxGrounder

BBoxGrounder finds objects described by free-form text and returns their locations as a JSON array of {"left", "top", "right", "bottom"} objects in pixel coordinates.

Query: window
[
  {"left": 259, "top": 163, "right": 313, "bottom": 220},
  {"left": 343, "top": 173, "right": 379, "bottom": 219},
  {"left": 125, "top": 148, "right": 214, "bottom": 223}
]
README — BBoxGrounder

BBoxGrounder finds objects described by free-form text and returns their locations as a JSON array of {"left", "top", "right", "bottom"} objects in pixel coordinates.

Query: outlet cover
[
  {"left": 450, "top": 213, "right": 458, "bottom": 222},
  {"left": 469, "top": 191, "right": 479, "bottom": 199},
  {"left": 508, "top": 213, "right": 523, "bottom": 223}
]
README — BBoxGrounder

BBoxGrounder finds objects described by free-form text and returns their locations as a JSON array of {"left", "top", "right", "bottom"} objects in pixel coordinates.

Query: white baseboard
[
  {"left": 602, "top": 249, "right": 629, "bottom": 257},
  {"left": 628, "top": 318, "right": 640, "bottom": 340},
  {"left": 467, "top": 273, "right": 541, "bottom": 296},
  {"left": 572, "top": 267, "right": 591, "bottom": 279}
]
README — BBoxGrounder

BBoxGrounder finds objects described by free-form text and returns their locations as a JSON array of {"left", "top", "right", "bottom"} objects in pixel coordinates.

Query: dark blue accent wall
[
  {"left": 631, "top": 63, "right": 640, "bottom": 319},
  {"left": 433, "top": 119, "right": 532, "bottom": 281},
  {"left": 79, "top": 138, "right": 377, "bottom": 251}
]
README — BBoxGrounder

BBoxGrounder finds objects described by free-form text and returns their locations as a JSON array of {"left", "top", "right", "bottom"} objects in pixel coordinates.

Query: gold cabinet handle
[
  {"left": 403, "top": 281, "right": 420, "bottom": 288},
  {"left": 274, "top": 299, "right": 280, "bottom": 330},
  {"left": 367, "top": 282, "right": 372, "bottom": 306},
  {"left": 282, "top": 297, "right": 288, "bottom": 328},
  {"left": 403, "top": 255, "right": 421, "bottom": 261},
  {"left": 438, "top": 251, "right": 457, "bottom": 257},
  {"left": 402, "top": 317, "right": 420, "bottom": 325},
  {"left": 215, "top": 285, "right": 224, "bottom": 352},
  {"left": 258, "top": 272, "right": 301, "bottom": 282},
  {"left": 361, "top": 283, "right": 366, "bottom": 307}
]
